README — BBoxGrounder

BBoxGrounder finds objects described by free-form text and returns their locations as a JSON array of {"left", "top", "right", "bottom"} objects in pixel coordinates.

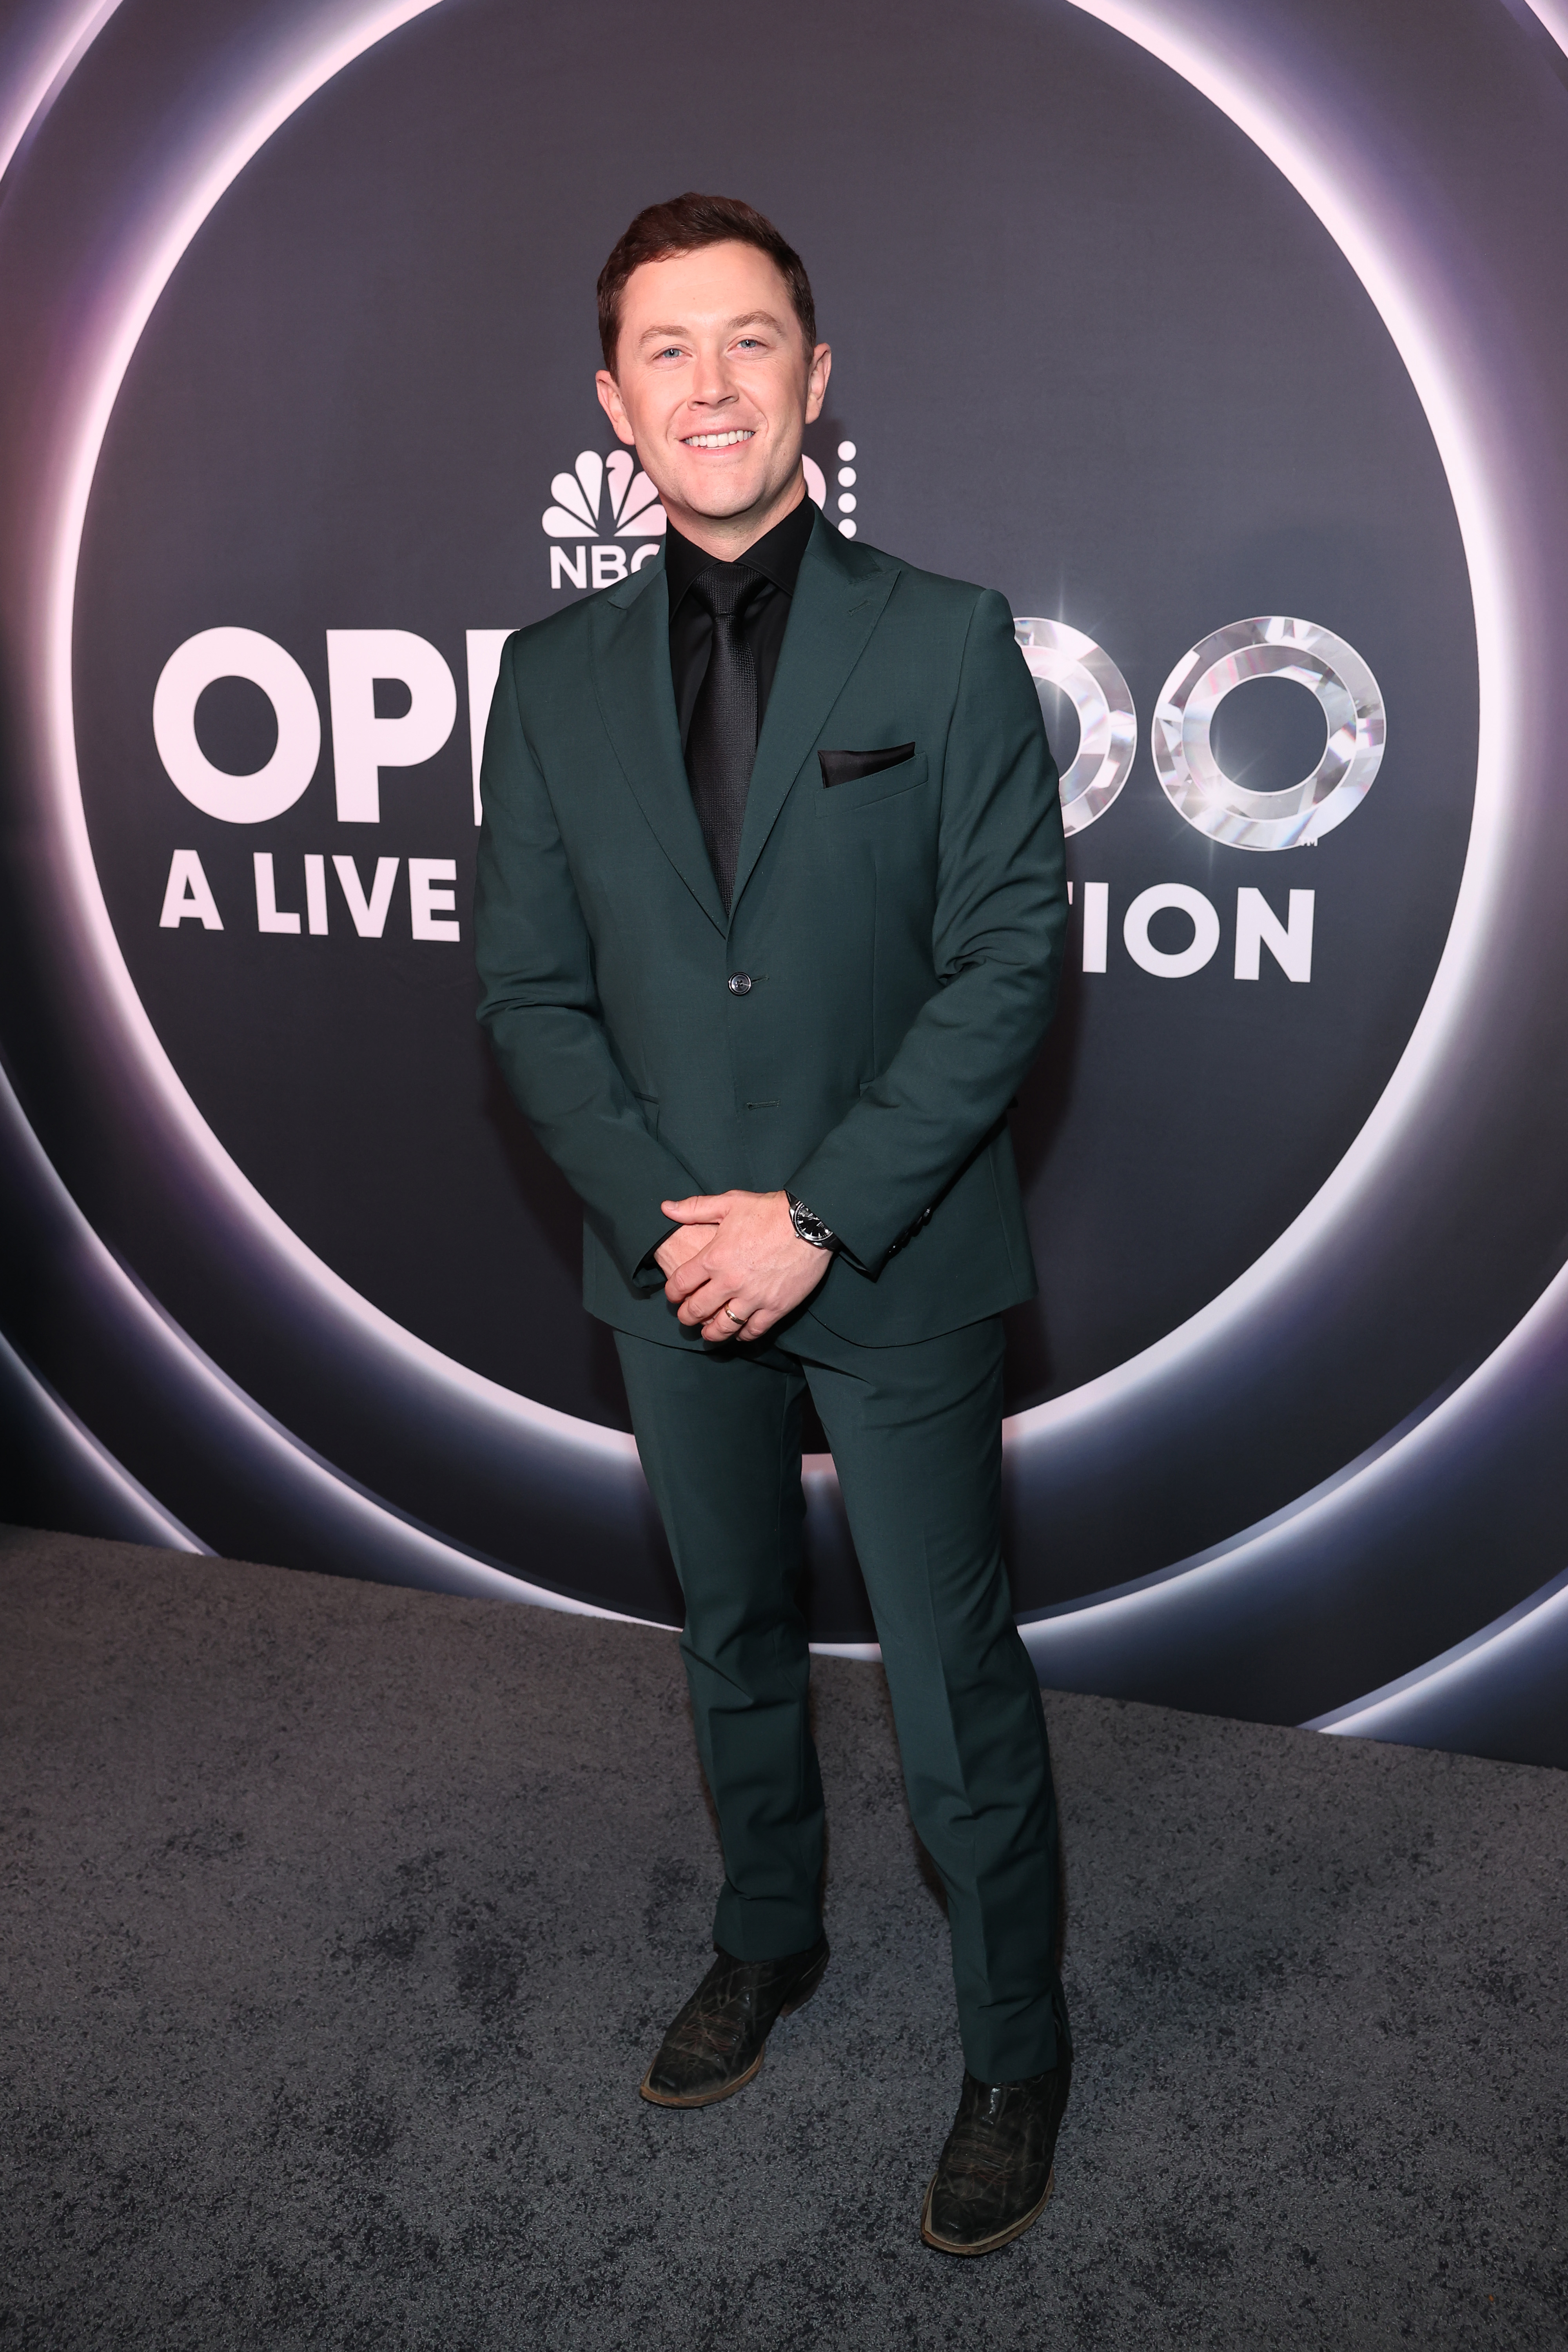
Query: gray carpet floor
[{"left": 2, "top": 1528, "right": 1564, "bottom": 2351}]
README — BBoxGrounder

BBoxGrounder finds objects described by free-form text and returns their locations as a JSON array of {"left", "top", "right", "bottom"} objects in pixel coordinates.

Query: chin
[
  {"left": 680, "top": 481, "right": 771, "bottom": 521},
  {"left": 704, "top": 497, "right": 771, "bottom": 523}
]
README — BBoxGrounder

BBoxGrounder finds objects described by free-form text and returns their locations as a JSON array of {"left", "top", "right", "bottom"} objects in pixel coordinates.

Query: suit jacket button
[{"left": 727, "top": 971, "right": 753, "bottom": 995}]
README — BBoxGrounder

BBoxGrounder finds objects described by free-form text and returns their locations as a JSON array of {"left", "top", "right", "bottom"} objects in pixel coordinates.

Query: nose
[{"left": 689, "top": 345, "right": 739, "bottom": 410}]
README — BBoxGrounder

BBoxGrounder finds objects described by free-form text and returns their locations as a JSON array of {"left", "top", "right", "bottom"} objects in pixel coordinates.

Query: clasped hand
[{"left": 653, "top": 1189, "right": 830, "bottom": 1343}]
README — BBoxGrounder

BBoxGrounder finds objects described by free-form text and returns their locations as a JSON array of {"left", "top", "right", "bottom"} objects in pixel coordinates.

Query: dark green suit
[{"left": 476, "top": 510, "right": 1070, "bottom": 2079}]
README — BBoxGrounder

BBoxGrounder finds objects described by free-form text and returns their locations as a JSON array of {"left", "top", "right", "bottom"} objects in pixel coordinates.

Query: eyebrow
[{"left": 636, "top": 311, "right": 790, "bottom": 346}]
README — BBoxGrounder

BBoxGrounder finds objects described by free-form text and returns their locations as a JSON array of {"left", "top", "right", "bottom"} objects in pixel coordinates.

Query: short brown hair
[{"left": 597, "top": 193, "right": 817, "bottom": 372}]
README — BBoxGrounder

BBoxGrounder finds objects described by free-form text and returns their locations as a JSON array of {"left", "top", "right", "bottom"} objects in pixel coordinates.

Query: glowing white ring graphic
[
  {"left": 0, "top": 0, "right": 126, "bottom": 189},
  {"left": 1013, "top": 617, "right": 1136, "bottom": 835},
  {"left": 1151, "top": 615, "right": 1385, "bottom": 852},
  {"left": 25, "top": 0, "right": 1519, "bottom": 1657}
]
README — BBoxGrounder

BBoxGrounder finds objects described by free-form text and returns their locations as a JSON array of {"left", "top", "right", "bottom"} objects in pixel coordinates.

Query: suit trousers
[{"left": 614, "top": 1311, "right": 1068, "bottom": 2083}]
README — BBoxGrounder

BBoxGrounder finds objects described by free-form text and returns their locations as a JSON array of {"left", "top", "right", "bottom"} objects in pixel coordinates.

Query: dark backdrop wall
[{"left": 2, "top": 0, "right": 1567, "bottom": 1765}]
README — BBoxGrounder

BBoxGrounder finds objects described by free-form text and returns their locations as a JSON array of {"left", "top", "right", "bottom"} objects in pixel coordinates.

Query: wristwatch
[{"left": 785, "top": 1192, "right": 840, "bottom": 1252}]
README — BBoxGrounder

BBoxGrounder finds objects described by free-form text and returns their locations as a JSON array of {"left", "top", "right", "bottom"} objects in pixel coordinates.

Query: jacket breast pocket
[{"left": 814, "top": 746, "right": 927, "bottom": 815}]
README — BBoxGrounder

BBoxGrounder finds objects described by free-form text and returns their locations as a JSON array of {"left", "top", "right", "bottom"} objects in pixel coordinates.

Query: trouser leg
[
  {"left": 799, "top": 1316, "right": 1066, "bottom": 2083},
  {"left": 614, "top": 1330, "right": 826, "bottom": 1961}
]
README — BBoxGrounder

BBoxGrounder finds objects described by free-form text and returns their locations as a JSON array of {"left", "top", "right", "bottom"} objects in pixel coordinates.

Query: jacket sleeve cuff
[
  {"left": 785, "top": 1163, "right": 899, "bottom": 1275},
  {"left": 632, "top": 1224, "right": 680, "bottom": 1289}
]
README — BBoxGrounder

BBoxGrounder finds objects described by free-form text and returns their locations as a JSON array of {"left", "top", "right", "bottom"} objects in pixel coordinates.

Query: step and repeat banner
[{"left": 2, "top": 0, "right": 1567, "bottom": 1764}]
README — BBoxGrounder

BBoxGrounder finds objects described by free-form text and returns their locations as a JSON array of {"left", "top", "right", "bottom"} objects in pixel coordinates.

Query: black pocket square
[{"left": 818, "top": 742, "right": 917, "bottom": 788}]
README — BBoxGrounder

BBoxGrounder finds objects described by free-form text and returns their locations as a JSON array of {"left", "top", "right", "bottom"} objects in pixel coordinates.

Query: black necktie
[{"left": 686, "top": 564, "right": 765, "bottom": 909}]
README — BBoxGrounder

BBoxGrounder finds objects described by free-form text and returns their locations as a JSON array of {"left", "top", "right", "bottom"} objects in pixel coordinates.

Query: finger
[
  {"left": 666, "top": 1255, "right": 721, "bottom": 1303},
  {"left": 661, "top": 1195, "right": 730, "bottom": 1223},
  {"left": 682, "top": 1298, "right": 732, "bottom": 1330},
  {"left": 703, "top": 1304, "right": 753, "bottom": 1342},
  {"left": 676, "top": 1277, "right": 737, "bottom": 1326}
]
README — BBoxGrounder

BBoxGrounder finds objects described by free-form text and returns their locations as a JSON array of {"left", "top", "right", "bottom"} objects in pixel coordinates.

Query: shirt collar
[{"left": 664, "top": 487, "right": 817, "bottom": 614}]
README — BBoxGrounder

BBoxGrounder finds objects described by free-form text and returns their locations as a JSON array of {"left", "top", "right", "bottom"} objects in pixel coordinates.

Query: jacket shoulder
[
  {"left": 842, "top": 536, "right": 1003, "bottom": 626},
  {"left": 504, "top": 575, "right": 630, "bottom": 675}
]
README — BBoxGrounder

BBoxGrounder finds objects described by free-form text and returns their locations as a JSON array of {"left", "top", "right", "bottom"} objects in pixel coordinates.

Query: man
[{"left": 475, "top": 193, "right": 1071, "bottom": 2257}]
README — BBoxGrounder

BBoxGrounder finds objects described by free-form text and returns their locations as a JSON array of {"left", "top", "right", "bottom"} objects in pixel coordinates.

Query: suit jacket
[{"left": 474, "top": 508, "right": 1068, "bottom": 1350}]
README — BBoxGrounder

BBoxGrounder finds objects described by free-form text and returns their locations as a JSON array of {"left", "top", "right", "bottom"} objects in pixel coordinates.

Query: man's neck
[{"left": 661, "top": 473, "right": 808, "bottom": 564}]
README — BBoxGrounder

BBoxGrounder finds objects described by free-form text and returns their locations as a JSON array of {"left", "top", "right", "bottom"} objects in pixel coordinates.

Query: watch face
[{"left": 791, "top": 1200, "right": 835, "bottom": 1250}]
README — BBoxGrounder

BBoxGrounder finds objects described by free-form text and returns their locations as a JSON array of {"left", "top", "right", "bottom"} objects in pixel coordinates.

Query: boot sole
[
  {"left": 637, "top": 1948, "right": 829, "bottom": 2109},
  {"left": 639, "top": 2046, "right": 765, "bottom": 2108},
  {"left": 919, "top": 2164, "right": 1055, "bottom": 2256}
]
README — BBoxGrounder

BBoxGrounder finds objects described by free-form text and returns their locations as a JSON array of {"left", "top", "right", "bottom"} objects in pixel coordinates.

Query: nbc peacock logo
[
  {"left": 541, "top": 449, "right": 844, "bottom": 591},
  {"left": 542, "top": 451, "right": 666, "bottom": 591}
]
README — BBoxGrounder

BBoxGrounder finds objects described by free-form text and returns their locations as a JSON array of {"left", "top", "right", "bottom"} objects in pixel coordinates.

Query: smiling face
[{"left": 595, "top": 240, "right": 831, "bottom": 559}]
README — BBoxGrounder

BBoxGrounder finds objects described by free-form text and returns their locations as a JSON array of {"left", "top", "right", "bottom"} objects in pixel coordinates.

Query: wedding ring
[{"left": 724, "top": 1308, "right": 746, "bottom": 1328}]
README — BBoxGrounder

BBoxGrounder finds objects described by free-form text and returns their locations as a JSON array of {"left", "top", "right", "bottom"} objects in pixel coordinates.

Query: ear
[
  {"left": 805, "top": 341, "right": 832, "bottom": 426},
  {"left": 595, "top": 369, "right": 637, "bottom": 446}
]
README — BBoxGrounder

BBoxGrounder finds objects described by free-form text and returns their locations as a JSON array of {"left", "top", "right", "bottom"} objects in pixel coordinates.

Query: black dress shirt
[{"left": 664, "top": 492, "right": 817, "bottom": 746}]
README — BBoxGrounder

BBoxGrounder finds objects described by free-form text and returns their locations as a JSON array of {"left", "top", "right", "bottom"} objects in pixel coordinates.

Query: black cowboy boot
[
  {"left": 639, "top": 1936, "right": 830, "bottom": 2108},
  {"left": 920, "top": 2058, "right": 1072, "bottom": 2255}
]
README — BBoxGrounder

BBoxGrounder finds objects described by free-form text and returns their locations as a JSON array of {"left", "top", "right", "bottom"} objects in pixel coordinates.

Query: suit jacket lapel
[
  {"left": 729, "top": 514, "right": 898, "bottom": 915},
  {"left": 590, "top": 557, "right": 728, "bottom": 935}
]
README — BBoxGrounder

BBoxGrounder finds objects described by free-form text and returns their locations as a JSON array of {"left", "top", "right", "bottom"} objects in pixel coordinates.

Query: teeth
[{"left": 684, "top": 429, "right": 754, "bottom": 448}]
